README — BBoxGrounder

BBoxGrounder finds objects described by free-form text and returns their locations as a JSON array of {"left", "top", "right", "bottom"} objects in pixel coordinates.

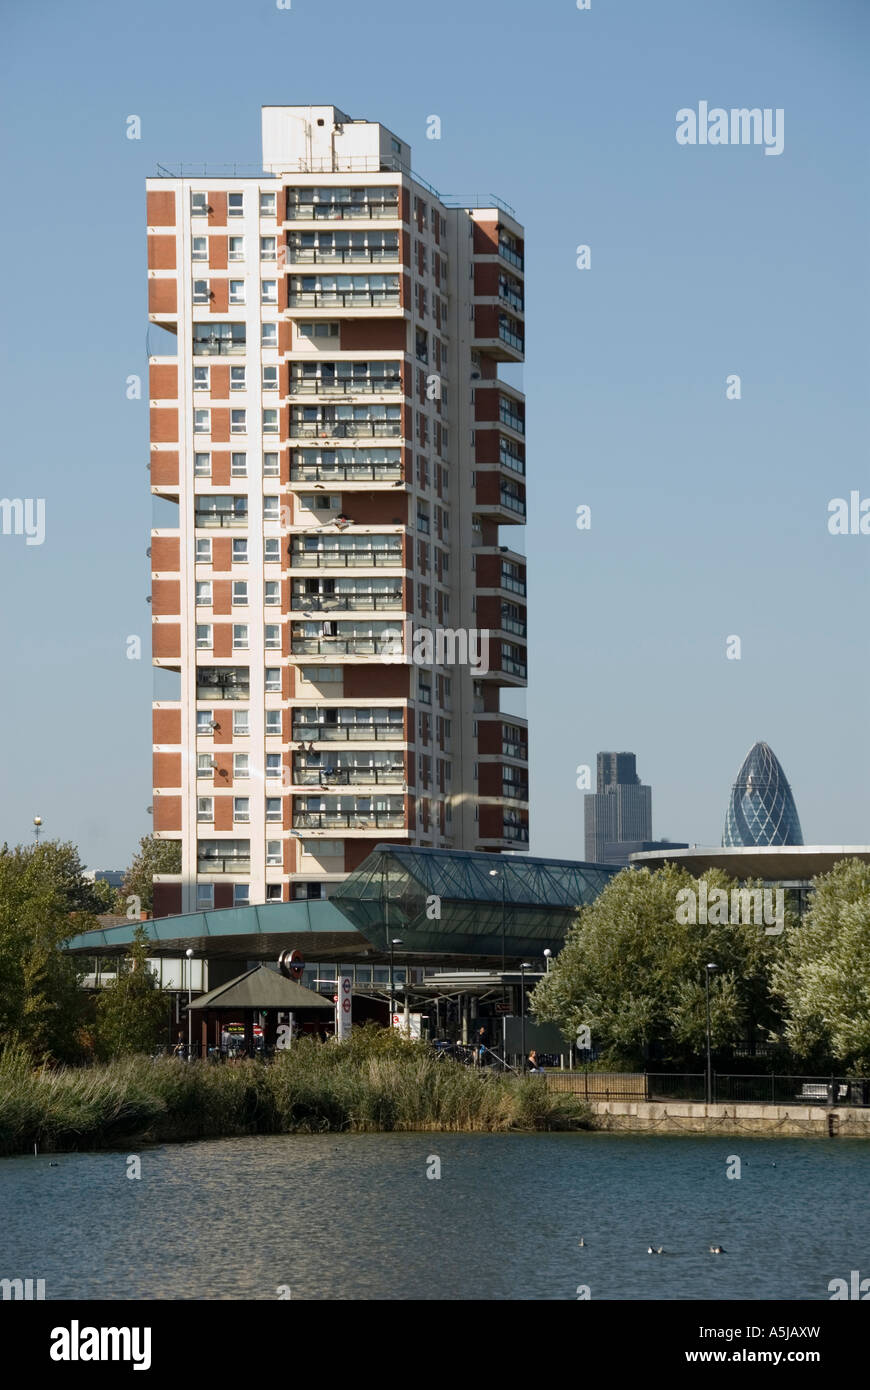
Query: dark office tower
[
  {"left": 722, "top": 742, "right": 803, "bottom": 847},
  {"left": 585, "top": 751, "right": 653, "bottom": 863}
]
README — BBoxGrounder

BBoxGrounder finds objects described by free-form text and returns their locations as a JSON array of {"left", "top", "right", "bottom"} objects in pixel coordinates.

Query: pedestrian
[
  {"left": 527, "top": 1049, "right": 542, "bottom": 1073},
  {"left": 476, "top": 1025, "right": 487, "bottom": 1067},
  {"left": 172, "top": 1032, "right": 185, "bottom": 1059}
]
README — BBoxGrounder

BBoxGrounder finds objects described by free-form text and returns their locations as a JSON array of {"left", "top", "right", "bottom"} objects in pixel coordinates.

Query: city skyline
[{"left": 1, "top": 0, "right": 867, "bottom": 868}]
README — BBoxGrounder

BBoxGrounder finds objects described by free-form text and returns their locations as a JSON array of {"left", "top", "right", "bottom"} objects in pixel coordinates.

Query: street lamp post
[
  {"left": 520, "top": 961, "right": 531, "bottom": 1066},
  {"left": 488, "top": 867, "right": 507, "bottom": 1004},
  {"left": 389, "top": 937, "right": 403, "bottom": 1025},
  {"left": 186, "top": 948, "right": 194, "bottom": 1060},
  {"left": 705, "top": 962, "right": 717, "bottom": 1105},
  {"left": 33, "top": 816, "right": 42, "bottom": 843},
  {"left": 544, "top": 948, "right": 552, "bottom": 973}
]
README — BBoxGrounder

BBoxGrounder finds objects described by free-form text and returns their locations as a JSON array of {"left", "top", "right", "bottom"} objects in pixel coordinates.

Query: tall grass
[{"left": 0, "top": 1036, "right": 591, "bottom": 1153}]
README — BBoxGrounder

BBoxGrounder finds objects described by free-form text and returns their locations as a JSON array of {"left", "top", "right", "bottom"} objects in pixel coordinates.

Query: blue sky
[{"left": 0, "top": 0, "right": 867, "bottom": 868}]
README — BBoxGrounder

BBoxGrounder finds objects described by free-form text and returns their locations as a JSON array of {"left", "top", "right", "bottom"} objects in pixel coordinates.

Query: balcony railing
[
  {"left": 499, "top": 443, "right": 526, "bottom": 476},
  {"left": 291, "top": 592, "right": 403, "bottom": 612},
  {"left": 498, "top": 283, "right": 525, "bottom": 313},
  {"left": 291, "top": 637, "right": 398, "bottom": 657},
  {"left": 196, "top": 669, "right": 250, "bottom": 701},
  {"left": 291, "top": 462, "right": 403, "bottom": 484},
  {"left": 498, "top": 320, "right": 524, "bottom": 352},
  {"left": 289, "top": 290, "right": 400, "bottom": 309},
  {"left": 500, "top": 572, "right": 527, "bottom": 596},
  {"left": 499, "top": 489, "right": 526, "bottom": 517},
  {"left": 498, "top": 405, "right": 525, "bottom": 434},
  {"left": 293, "top": 766, "right": 405, "bottom": 786},
  {"left": 498, "top": 240, "right": 524, "bottom": 271},
  {"left": 291, "top": 420, "right": 402, "bottom": 439},
  {"left": 502, "top": 740, "right": 528, "bottom": 760},
  {"left": 500, "top": 614, "right": 527, "bottom": 637},
  {"left": 290, "top": 377, "right": 403, "bottom": 395},
  {"left": 195, "top": 509, "right": 248, "bottom": 528},
  {"left": 502, "top": 822, "right": 529, "bottom": 843},
  {"left": 292, "top": 810, "right": 406, "bottom": 829},
  {"left": 500, "top": 656, "right": 528, "bottom": 678},
  {"left": 286, "top": 202, "right": 400, "bottom": 222},
  {"left": 192, "top": 335, "right": 246, "bottom": 357},
  {"left": 293, "top": 723, "right": 404, "bottom": 742},
  {"left": 502, "top": 783, "right": 529, "bottom": 802},
  {"left": 291, "top": 549, "right": 403, "bottom": 568},
  {"left": 197, "top": 856, "right": 252, "bottom": 873},
  {"left": 288, "top": 246, "right": 400, "bottom": 264}
]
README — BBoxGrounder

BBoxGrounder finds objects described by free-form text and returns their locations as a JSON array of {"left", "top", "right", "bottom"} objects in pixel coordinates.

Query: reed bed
[{"left": 0, "top": 1039, "right": 590, "bottom": 1153}]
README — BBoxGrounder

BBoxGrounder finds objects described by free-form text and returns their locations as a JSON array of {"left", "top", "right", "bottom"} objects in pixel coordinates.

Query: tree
[
  {"left": 95, "top": 925, "right": 169, "bottom": 1059},
  {"left": 773, "top": 858, "right": 870, "bottom": 1072},
  {"left": 117, "top": 836, "right": 182, "bottom": 915},
  {"left": 89, "top": 877, "right": 118, "bottom": 913},
  {"left": 0, "top": 839, "right": 98, "bottom": 1061},
  {"left": 530, "top": 863, "right": 789, "bottom": 1070}
]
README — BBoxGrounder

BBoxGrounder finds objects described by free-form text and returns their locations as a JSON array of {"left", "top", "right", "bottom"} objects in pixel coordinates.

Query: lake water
[{"left": 1, "top": 1132, "right": 867, "bottom": 1300}]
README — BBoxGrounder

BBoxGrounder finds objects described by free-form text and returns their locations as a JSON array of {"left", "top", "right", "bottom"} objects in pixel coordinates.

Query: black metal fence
[{"left": 646, "top": 1073, "right": 870, "bottom": 1107}]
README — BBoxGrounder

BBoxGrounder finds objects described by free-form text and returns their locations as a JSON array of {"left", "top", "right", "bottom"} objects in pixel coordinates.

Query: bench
[{"left": 798, "top": 1083, "right": 848, "bottom": 1103}]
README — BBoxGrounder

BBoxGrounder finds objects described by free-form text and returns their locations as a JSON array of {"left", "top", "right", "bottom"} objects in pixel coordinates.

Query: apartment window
[
  {"left": 229, "top": 280, "right": 245, "bottom": 304},
  {"left": 266, "top": 840, "right": 282, "bottom": 866},
  {"left": 234, "top": 884, "right": 250, "bottom": 906},
  {"left": 260, "top": 236, "right": 277, "bottom": 261},
  {"left": 298, "top": 321, "right": 338, "bottom": 339},
  {"left": 263, "top": 452, "right": 279, "bottom": 476},
  {"left": 194, "top": 408, "right": 210, "bottom": 434},
  {"left": 193, "top": 279, "right": 210, "bottom": 305},
  {"left": 260, "top": 191, "right": 276, "bottom": 217},
  {"left": 301, "top": 665, "right": 341, "bottom": 682},
  {"left": 230, "top": 409, "right": 246, "bottom": 434},
  {"left": 262, "top": 408, "right": 279, "bottom": 434},
  {"left": 265, "top": 797, "right": 282, "bottom": 822},
  {"left": 265, "top": 710, "right": 281, "bottom": 736},
  {"left": 191, "top": 236, "right": 208, "bottom": 261},
  {"left": 265, "top": 753, "right": 282, "bottom": 779},
  {"left": 228, "top": 236, "right": 245, "bottom": 262},
  {"left": 232, "top": 709, "right": 250, "bottom": 736},
  {"left": 193, "top": 366, "right": 209, "bottom": 391},
  {"left": 196, "top": 710, "right": 213, "bottom": 736},
  {"left": 266, "top": 883, "right": 282, "bottom": 900},
  {"left": 264, "top": 538, "right": 280, "bottom": 561},
  {"left": 231, "top": 452, "right": 247, "bottom": 477},
  {"left": 263, "top": 496, "right": 280, "bottom": 521},
  {"left": 232, "top": 624, "right": 249, "bottom": 649},
  {"left": 197, "top": 754, "right": 213, "bottom": 779},
  {"left": 233, "top": 753, "right": 250, "bottom": 779},
  {"left": 195, "top": 538, "right": 212, "bottom": 563},
  {"left": 197, "top": 797, "right": 214, "bottom": 822},
  {"left": 191, "top": 191, "right": 209, "bottom": 218},
  {"left": 261, "top": 321, "right": 278, "bottom": 349},
  {"left": 194, "top": 452, "right": 210, "bottom": 477},
  {"left": 195, "top": 581, "right": 212, "bottom": 607},
  {"left": 261, "top": 280, "right": 278, "bottom": 305},
  {"left": 233, "top": 797, "right": 250, "bottom": 823},
  {"left": 230, "top": 366, "right": 246, "bottom": 391},
  {"left": 195, "top": 624, "right": 212, "bottom": 649},
  {"left": 264, "top": 667, "right": 281, "bottom": 693},
  {"left": 232, "top": 580, "right": 248, "bottom": 606},
  {"left": 262, "top": 365, "right": 279, "bottom": 392},
  {"left": 264, "top": 580, "right": 280, "bottom": 606},
  {"left": 228, "top": 192, "right": 244, "bottom": 218},
  {"left": 232, "top": 538, "right": 248, "bottom": 563},
  {"left": 264, "top": 623, "right": 281, "bottom": 649}
]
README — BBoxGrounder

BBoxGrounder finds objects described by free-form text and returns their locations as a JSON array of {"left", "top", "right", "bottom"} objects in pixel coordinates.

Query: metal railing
[
  {"left": 502, "top": 741, "right": 528, "bottom": 760},
  {"left": 500, "top": 573, "right": 527, "bottom": 596},
  {"left": 293, "top": 724, "right": 403, "bottom": 743},
  {"left": 291, "top": 550, "right": 403, "bottom": 568},
  {"left": 291, "top": 636, "right": 395, "bottom": 656},
  {"left": 289, "top": 377, "right": 404, "bottom": 395},
  {"left": 196, "top": 857, "right": 252, "bottom": 874},
  {"left": 291, "top": 463, "right": 403, "bottom": 483},
  {"left": 498, "top": 323, "right": 525, "bottom": 353},
  {"left": 291, "top": 421, "right": 403, "bottom": 439},
  {"left": 292, "top": 810, "right": 405, "bottom": 829},
  {"left": 288, "top": 246, "right": 401, "bottom": 264},
  {"left": 286, "top": 203, "right": 400, "bottom": 222},
  {"left": 502, "top": 823, "right": 529, "bottom": 842},
  {"left": 497, "top": 240, "right": 524, "bottom": 270},
  {"left": 500, "top": 614, "right": 527, "bottom": 637},
  {"left": 291, "top": 592, "right": 403, "bottom": 612},
  {"left": 499, "top": 447, "right": 526, "bottom": 476},
  {"left": 194, "top": 511, "right": 248, "bottom": 528},
  {"left": 288, "top": 290, "right": 401, "bottom": 308},
  {"left": 498, "top": 490, "right": 526, "bottom": 516},
  {"left": 498, "top": 406, "right": 525, "bottom": 434},
  {"left": 293, "top": 766, "right": 405, "bottom": 786},
  {"left": 643, "top": 1074, "right": 870, "bottom": 1106}
]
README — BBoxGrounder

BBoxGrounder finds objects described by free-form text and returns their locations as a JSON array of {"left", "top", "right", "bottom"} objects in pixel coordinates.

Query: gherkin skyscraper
[{"left": 722, "top": 742, "right": 803, "bottom": 847}]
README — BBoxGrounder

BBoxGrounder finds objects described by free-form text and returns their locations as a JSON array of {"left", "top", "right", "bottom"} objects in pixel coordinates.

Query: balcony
[
  {"left": 498, "top": 315, "right": 524, "bottom": 354},
  {"left": 293, "top": 763, "right": 405, "bottom": 786},
  {"left": 196, "top": 667, "right": 249, "bottom": 701},
  {"left": 287, "top": 238, "right": 400, "bottom": 264},
  {"left": 503, "top": 821, "right": 529, "bottom": 843},
  {"left": 498, "top": 238, "right": 524, "bottom": 271},
  {"left": 502, "top": 781, "right": 529, "bottom": 802},
  {"left": 291, "top": 589, "right": 404, "bottom": 612},
  {"left": 192, "top": 324, "right": 247, "bottom": 356},
  {"left": 290, "top": 636, "right": 398, "bottom": 658},
  {"left": 285, "top": 190, "right": 401, "bottom": 222},
  {"left": 499, "top": 610, "right": 527, "bottom": 638},
  {"left": 195, "top": 499, "right": 248, "bottom": 528},
  {"left": 499, "top": 438, "right": 525, "bottom": 476},
  {"left": 293, "top": 722, "right": 404, "bottom": 743},
  {"left": 498, "top": 402, "right": 525, "bottom": 435},
  {"left": 502, "top": 739, "right": 528, "bottom": 761},
  {"left": 291, "top": 547, "right": 404, "bottom": 569},
  {"left": 499, "top": 486, "right": 526, "bottom": 518},
  {"left": 291, "top": 415, "right": 403, "bottom": 440},
  {"left": 290, "top": 373, "right": 403, "bottom": 396},
  {"left": 498, "top": 276, "right": 525, "bottom": 313},
  {"left": 500, "top": 568, "right": 527, "bottom": 597},
  {"left": 292, "top": 808, "right": 406, "bottom": 830},
  {"left": 196, "top": 854, "right": 252, "bottom": 874},
  {"left": 288, "top": 279, "right": 401, "bottom": 310},
  {"left": 290, "top": 457, "right": 403, "bottom": 485}
]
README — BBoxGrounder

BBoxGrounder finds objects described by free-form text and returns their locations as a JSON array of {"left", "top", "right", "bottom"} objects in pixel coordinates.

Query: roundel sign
[{"left": 278, "top": 949, "right": 305, "bottom": 982}]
